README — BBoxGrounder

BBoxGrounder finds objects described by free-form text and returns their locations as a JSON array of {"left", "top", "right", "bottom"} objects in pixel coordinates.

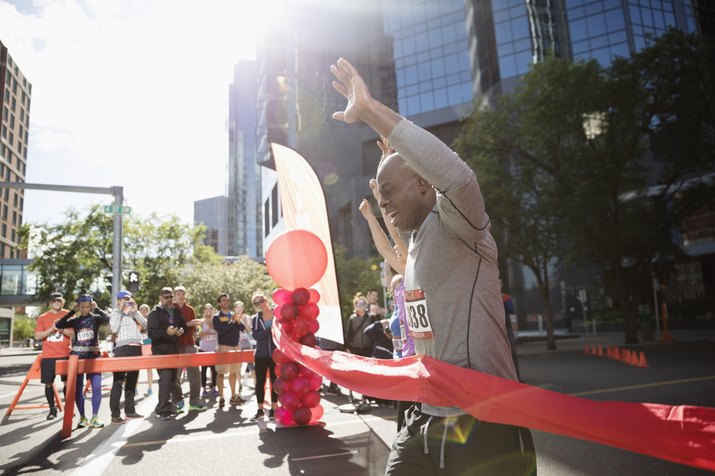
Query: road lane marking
[
  {"left": 290, "top": 450, "right": 358, "bottom": 462},
  {"left": 570, "top": 375, "right": 715, "bottom": 397}
]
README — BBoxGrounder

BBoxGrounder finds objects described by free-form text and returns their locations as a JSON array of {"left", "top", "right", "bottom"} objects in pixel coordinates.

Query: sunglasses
[
  {"left": 162, "top": 294, "right": 174, "bottom": 299},
  {"left": 51, "top": 298, "right": 63, "bottom": 303},
  {"left": 253, "top": 298, "right": 265, "bottom": 306},
  {"left": 356, "top": 301, "right": 368, "bottom": 307}
]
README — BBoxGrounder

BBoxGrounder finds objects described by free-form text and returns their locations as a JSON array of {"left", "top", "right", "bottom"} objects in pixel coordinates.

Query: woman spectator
[{"left": 198, "top": 304, "right": 218, "bottom": 398}]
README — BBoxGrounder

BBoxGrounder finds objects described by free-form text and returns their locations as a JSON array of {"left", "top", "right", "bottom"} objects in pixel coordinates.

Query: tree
[
  {"left": 177, "top": 256, "right": 275, "bottom": 311},
  {"left": 23, "top": 206, "right": 220, "bottom": 308},
  {"left": 455, "top": 30, "right": 715, "bottom": 344},
  {"left": 333, "top": 245, "right": 382, "bottom": 324},
  {"left": 454, "top": 58, "right": 600, "bottom": 350}
]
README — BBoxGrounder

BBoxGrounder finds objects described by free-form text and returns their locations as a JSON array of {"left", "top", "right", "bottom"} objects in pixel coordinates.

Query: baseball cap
[
  {"left": 49, "top": 292, "right": 63, "bottom": 301},
  {"left": 116, "top": 290, "right": 133, "bottom": 299}
]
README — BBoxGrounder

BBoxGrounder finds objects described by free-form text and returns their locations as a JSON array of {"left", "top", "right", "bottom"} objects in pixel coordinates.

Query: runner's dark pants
[
  {"left": 385, "top": 404, "right": 537, "bottom": 476},
  {"left": 110, "top": 345, "right": 141, "bottom": 418}
]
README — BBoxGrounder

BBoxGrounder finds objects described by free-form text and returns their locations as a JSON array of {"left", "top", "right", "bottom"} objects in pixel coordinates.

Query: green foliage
[
  {"left": 455, "top": 29, "right": 715, "bottom": 343},
  {"left": 177, "top": 256, "right": 275, "bottom": 312},
  {"left": 13, "top": 315, "right": 35, "bottom": 342},
  {"left": 23, "top": 206, "right": 221, "bottom": 308},
  {"left": 333, "top": 245, "right": 382, "bottom": 322}
]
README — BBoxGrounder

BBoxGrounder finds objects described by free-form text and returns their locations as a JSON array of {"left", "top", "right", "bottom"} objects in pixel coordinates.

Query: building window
[
  {"left": 264, "top": 200, "right": 270, "bottom": 238},
  {"left": 271, "top": 184, "right": 279, "bottom": 228}
]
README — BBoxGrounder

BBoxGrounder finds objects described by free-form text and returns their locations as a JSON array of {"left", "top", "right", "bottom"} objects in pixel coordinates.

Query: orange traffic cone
[
  {"left": 613, "top": 347, "right": 621, "bottom": 360},
  {"left": 637, "top": 352, "right": 649, "bottom": 368},
  {"left": 584, "top": 345, "right": 590, "bottom": 355},
  {"left": 630, "top": 351, "right": 640, "bottom": 366},
  {"left": 622, "top": 349, "right": 631, "bottom": 364},
  {"left": 597, "top": 345, "right": 604, "bottom": 356}
]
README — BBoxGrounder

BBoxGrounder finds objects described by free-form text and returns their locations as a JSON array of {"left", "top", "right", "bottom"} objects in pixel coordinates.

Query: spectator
[
  {"left": 33, "top": 292, "right": 72, "bottom": 420},
  {"left": 138, "top": 303, "right": 154, "bottom": 397},
  {"left": 55, "top": 295, "right": 110, "bottom": 429},
  {"left": 344, "top": 293, "right": 375, "bottom": 357},
  {"left": 250, "top": 292, "right": 277, "bottom": 421},
  {"left": 198, "top": 304, "right": 218, "bottom": 398},
  {"left": 109, "top": 290, "right": 146, "bottom": 423},
  {"left": 213, "top": 293, "right": 245, "bottom": 407},
  {"left": 147, "top": 287, "right": 187, "bottom": 420},
  {"left": 173, "top": 285, "right": 206, "bottom": 412},
  {"left": 235, "top": 300, "right": 256, "bottom": 391}
]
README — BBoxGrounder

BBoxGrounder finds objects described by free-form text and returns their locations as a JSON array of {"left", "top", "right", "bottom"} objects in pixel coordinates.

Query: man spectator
[
  {"left": 172, "top": 286, "right": 206, "bottom": 412},
  {"left": 366, "top": 288, "right": 385, "bottom": 318},
  {"left": 33, "top": 292, "right": 71, "bottom": 420},
  {"left": 330, "top": 57, "right": 535, "bottom": 475},
  {"left": 109, "top": 290, "right": 146, "bottom": 423},
  {"left": 213, "top": 293, "right": 245, "bottom": 407},
  {"left": 147, "top": 287, "right": 187, "bottom": 420}
]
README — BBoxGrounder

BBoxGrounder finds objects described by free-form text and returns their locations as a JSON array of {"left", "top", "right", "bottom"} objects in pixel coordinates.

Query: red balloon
[
  {"left": 279, "top": 362, "right": 300, "bottom": 380},
  {"left": 300, "top": 333, "right": 317, "bottom": 347},
  {"left": 279, "top": 391, "right": 300, "bottom": 410},
  {"left": 281, "top": 303, "right": 299, "bottom": 321},
  {"left": 265, "top": 230, "right": 328, "bottom": 289},
  {"left": 275, "top": 406, "right": 294, "bottom": 426},
  {"left": 310, "top": 404, "right": 324, "bottom": 422},
  {"left": 301, "top": 391, "right": 321, "bottom": 408},
  {"left": 292, "top": 319, "right": 310, "bottom": 338},
  {"left": 299, "top": 303, "right": 320, "bottom": 320},
  {"left": 273, "top": 378, "right": 291, "bottom": 394},
  {"left": 272, "top": 348, "right": 291, "bottom": 365},
  {"left": 308, "top": 288, "right": 321, "bottom": 303},
  {"left": 308, "top": 319, "right": 320, "bottom": 334},
  {"left": 274, "top": 363, "right": 282, "bottom": 378},
  {"left": 294, "top": 406, "right": 312, "bottom": 426},
  {"left": 292, "top": 288, "right": 310, "bottom": 306},
  {"left": 280, "top": 319, "right": 294, "bottom": 334},
  {"left": 272, "top": 288, "right": 293, "bottom": 305},
  {"left": 291, "top": 377, "right": 310, "bottom": 395},
  {"left": 308, "top": 373, "right": 323, "bottom": 391},
  {"left": 299, "top": 366, "right": 315, "bottom": 378}
]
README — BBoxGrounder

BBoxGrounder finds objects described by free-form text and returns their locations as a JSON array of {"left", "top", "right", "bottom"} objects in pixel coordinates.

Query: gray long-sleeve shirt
[
  {"left": 388, "top": 119, "right": 517, "bottom": 416},
  {"left": 110, "top": 309, "right": 147, "bottom": 348}
]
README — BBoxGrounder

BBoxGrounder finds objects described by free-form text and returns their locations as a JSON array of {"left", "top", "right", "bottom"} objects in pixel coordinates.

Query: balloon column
[{"left": 265, "top": 230, "right": 328, "bottom": 426}]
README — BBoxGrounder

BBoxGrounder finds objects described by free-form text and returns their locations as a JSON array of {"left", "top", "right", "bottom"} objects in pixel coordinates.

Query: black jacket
[{"left": 147, "top": 305, "right": 187, "bottom": 355}]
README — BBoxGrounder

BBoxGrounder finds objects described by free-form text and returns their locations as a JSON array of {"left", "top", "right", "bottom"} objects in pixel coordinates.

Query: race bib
[
  {"left": 77, "top": 329, "right": 94, "bottom": 341},
  {"left": 47, "top": 332, "right": 65, "bottom": 343},
  {"left": 203, "top": 333, "right": 216, "bottom": 342},
  {"left": 404, "top": 289, "right": 433, "bottom": 340}
]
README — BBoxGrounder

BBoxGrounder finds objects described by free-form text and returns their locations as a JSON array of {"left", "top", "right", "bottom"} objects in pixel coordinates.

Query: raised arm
[{"left": 358, "top": 198, "right": 405, "bottom": 274}]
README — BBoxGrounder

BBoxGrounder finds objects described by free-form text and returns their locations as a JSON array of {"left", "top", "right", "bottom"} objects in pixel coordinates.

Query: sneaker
[
  {"left": 201, "top": 389, "right": 208, "bottom": 398},
  {"left": 268, "top": 409, "right": 275, "bottom": 420},
  {"left": 250, "top": 409, "right": 264, "bottom": 421},
  {"left": 161, "top": 414, "right": 173, "bottom": 421},
  {"left": 125, "top": 412, "right": 143, "bottom": 419},
  {"left": 189, "top": 402, "right": 207, "bottom": 412},
  {"left": 111, "top": 416, "right": 125, "bottom": 424},
  {"left": 211, "top": 389, "right": 219, "bottom": 398},
  {"left": 77, "top": 416, "right": 89, "bottom": 428},
  {"left": 47, "top": 407, "right": 58, "bottom": 420},
  {"left": 144, "top": 388, "right": 153, "bottom": 397},
  {"left": 229, "top": 395, "right": 246, "bottom": 405},
  {"left": 325, "top": 387, "right": 341, "bottom": 396},
  {"left": 175, "top": 400, "right": 185, "bottom": 414},
  {"left": 91, "top": 416, "right": 105, "bottom": 428},
  {"left": 218, "top": 397, "right": 225, "bottom": 407}
]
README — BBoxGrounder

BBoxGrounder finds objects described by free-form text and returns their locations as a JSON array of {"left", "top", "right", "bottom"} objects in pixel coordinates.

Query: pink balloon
[
  {"left": 292, "top": 319, "right": 310, "bottom": 338},
  {"left": 292, "top": 288, "right": 310, "bottom": 306},
  {"left": 291, "top": 377, "right": 310, "bottom": 395},
  {"left": 273, "top": 378, "right": 291, "bottom": 395},
  {"left": 310, "top": 404, "right": 324, "bottom": 422},
  {"left": 294, "top": 406, "right": 312, "bottom": 426},
  {"left": 280, "top": 319, "right": 294, "bottom": 334},
  {"left": 265, "top": 230, "right": 328, "bottom": 289},
  {"left": 278, "top": 391, "right": 300, "bottom": 410},
  {"left": 299, "top": 366, "right": 315, "bottom": 378},
  {"left": 301, "top": 391, "right": 321, "bottom": 408},
  {"left": 308, "top": 373, "right": 323, "bottom": 391},
  {"left": 308, "top": 319, "right": 320, "bottom": 334},
  {"left": 300, "top": 333, "right": 317, "bottom": 348},
  {"left": 280, "top": 303, "right": 299, "bottom": 321},
  {"left": 272, "top": 288, "right": 293, "bottom": 305},
  {"left": 308, "top": 288, "right": 320, "bottom": 303},
  {"left": 272, "top": 349, "right": 291, "bottom": 365},
  {"left": 275, "top": 406, "right": 294, "bottom": 426},
  {"left": 279, "top": 362, "right": 300, "bottom": 380},
  {"left": 299, "top": 303, "right": 320, "bottom": 320}
]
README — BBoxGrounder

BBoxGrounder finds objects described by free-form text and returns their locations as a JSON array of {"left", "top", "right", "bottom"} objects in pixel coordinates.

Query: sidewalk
[
  {"left": 0, "top": 347, "right": 40, "bottom": 357},
  {"left": 516, "top": 328, "right": 715, "bottom": 356}
]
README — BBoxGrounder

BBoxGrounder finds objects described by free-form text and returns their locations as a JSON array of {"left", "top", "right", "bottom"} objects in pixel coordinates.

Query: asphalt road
[{"left": 1, "top": 329, "right": 713, "bottom": 475}]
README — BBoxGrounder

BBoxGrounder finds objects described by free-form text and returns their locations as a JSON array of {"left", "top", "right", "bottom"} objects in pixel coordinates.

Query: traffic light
[{"left": 127, "top": 271, "right": 140, "bottom": 293}]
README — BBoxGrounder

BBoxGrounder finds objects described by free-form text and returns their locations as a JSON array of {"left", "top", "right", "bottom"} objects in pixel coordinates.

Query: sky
[{"left": 0, "top": 0, "right": 265, "bottom": 225}]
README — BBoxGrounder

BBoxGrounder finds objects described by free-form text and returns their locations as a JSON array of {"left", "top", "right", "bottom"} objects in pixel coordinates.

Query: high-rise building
[
  {"left": 194, "top": 196, "right": 229, "bottom": 256},
  {"left": 0, "top": 40, "right": 30, "bottom": 260},
  {"left": 256, "top": 0, "right": 397, "bottom": 256},
  {"left": 228, "top": 60, "right": 262, "bottom": 259}
]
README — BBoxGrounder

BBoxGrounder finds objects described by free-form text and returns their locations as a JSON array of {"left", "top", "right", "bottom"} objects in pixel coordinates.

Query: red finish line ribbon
[{"left": 273, "top": 323, "right": 715, "bottom": 471}]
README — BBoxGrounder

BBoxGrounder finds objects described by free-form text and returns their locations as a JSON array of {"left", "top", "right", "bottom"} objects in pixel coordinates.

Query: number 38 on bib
[{"left": 404, "top": 288, "right": 434, "bottom": 340}]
